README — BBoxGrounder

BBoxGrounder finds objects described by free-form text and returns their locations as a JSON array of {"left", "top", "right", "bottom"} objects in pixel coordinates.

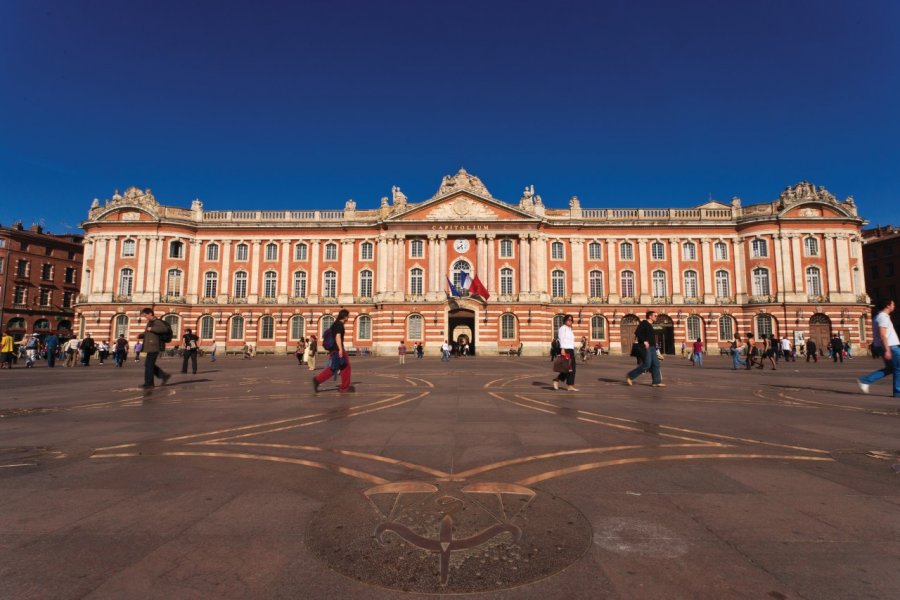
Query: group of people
[{"left": 294, "top": 336, "right": 318, "bottom": 370}]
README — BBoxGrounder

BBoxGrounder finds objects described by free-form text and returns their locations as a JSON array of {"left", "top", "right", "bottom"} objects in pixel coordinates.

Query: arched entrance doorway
[
  {"left": 449, "top": 308, "right": 476, "bottom": 355},
  {"left": 620, "top": 314, "right": 640, "bottom": 349},
  {"left": 655, "top": 314, "right": 675, "bottom": 354},
  {"left": 808, "top": 314, "right": 832, "bottom": 350}
]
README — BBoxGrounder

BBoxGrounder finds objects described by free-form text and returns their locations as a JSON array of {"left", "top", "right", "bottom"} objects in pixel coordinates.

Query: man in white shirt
[
  {"left": 858, "top": 298, "right": 900, "bottom": 398},
  {"left": 780, "top": 336, "right": 794, "bottom": 362}
]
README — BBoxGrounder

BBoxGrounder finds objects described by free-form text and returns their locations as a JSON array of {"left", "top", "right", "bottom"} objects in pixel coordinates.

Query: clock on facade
[{"left": 453, "top": 239, "right": 470, "bottom": 253}]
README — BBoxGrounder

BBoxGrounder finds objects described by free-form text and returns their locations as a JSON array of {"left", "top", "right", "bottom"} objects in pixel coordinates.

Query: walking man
[
  {"left": 137, "top": 307, "right": 171, "bottom": 389},
  {"left": 64, "top": 336, "right": 79, "bottom": 367},
  {"left": 691, "top": 337, "right": 704, "bottom": 367},
  {"left": 45, "top": 332, "right": 59, "bottom": 368},
  {"left": 731, "top": 334, "right": 747, "bottom": 370},
  {"left": 626, "top": 310, "right": 664, "bottom": 387},
  {"left": 181, "top": 328, "right": 199, "bottom": 374},
  {"left": 831, "top": 335, "right": 844, "bottom": 363},
  {"left": 80, "top": 333, "right": 96, "bottom": 367},
  {"left": 210, "top": 339, "right": 218, "bottom": 362},
  {"left": 806, "top": 338, "right": 818, "bottom": 362},
  {"left": 312, "top": 309, "right": 354, "bottom": 393},
  {"left": 441, "top": 339, "right": 451, "bottom": 361},
  {"left": 114, "top": 334, "right": 129, "bottom": 367},
  {"left": 857, "top": 299, "right": 899, "bottom": 398},
  {"left": 398, "top": 340, "right": 407, "bottom": 365}
]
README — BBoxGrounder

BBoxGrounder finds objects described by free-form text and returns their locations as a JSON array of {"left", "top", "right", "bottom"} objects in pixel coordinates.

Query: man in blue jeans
[
  {"left": 858, "top": 298, "right": 900, "bottom": 398},
  {"left": 625, "top": 310, "right": 664, "bottom": 387}
]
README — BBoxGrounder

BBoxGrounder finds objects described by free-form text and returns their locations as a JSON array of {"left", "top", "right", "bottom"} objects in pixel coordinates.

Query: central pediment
[{"left": 388, "top": 192, "right": 539, "bottom": 222}]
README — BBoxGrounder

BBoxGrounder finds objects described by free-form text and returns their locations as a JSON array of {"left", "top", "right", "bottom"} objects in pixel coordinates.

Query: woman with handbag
[{"left": 552, "top": 314, "right": 578, "bottom": 391}]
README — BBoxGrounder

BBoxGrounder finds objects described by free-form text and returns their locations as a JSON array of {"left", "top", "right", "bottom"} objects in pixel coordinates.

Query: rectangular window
[
  {"left": 325, "top": 244, "right": 338, "bottom": 261},
  {"left": 714, "top": 242, "right": 728, "bottom": 260},
  {"left": 620, "top": 243, "right": 633, "bottom": 261},
  {"left": 41, "top": 264, "right": 52, "bottom": 280},
  {"left": 16, "top": 259, "right": 28, "bottom": 277},
  {"left": 500, "top": 239, "right": 514, "bottom": 258},
  {"left": 64, "top": 267, "right": 76, "bottom": 284},
  {"left": 410, "top": 239, "right": 424, "bottom": 258},
  {"left": 39, "top": 288, "right": 51, "bottom": 306},
  {"left": 360, "top": 242, "right": 373, "bottom": 260},
  {"left": 14, "top": 286, "right": 26, "bottom": 304},
  {"left": 206, "top": 244, "right": 219, "bottom": 261},
  {"left": 295, "top": 244, "right": 307, "bottom": 260},
  {"left": 63, "top": 291, "right": 73, "bottom": 308},
  {"left": 235, "top": 244, "right": 249, "bottom": 261}
]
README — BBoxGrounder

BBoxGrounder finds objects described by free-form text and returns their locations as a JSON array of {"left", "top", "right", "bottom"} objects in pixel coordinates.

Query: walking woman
[{"left": 553, "top": 314, "right": 578, "bottom": 391}]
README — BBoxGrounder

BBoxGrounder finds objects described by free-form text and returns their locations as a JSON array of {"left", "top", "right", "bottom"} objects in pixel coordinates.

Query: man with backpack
[
  {"left": 181, "top": 328, "right": 199, "bottom": 374},
  {"left": 312, "top": 309, "right": 354, "bottom": 394},
  {"left": 137, "top": 307, "right": 172, "bottom": 389}
]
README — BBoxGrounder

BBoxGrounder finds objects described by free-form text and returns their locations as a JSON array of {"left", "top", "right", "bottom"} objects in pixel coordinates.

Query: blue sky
[{"left": 1, "top": 0, "right": 898, "bottom": 233}]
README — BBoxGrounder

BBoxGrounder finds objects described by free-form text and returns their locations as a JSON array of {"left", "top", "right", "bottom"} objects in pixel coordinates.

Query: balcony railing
[
  {"left": 807, "top": 294, "right": 828, "bottom": 303},
  {"left": 683, "top": 296, "right": 702, "bottom": 304},
  {"left": 495, "top": 294, "right": 519, "bottom": 303},
  {"left": 404, "top": 294, "right": 426, "bottom": 303},
  {"left": 356, "top": 296, "right": 374, "bottom": 304},
  {"left": 652, "top": 296, "right": 673, "bottom": 305},
  {"left": 716, "top": 296, "right": 736, "bottom": 305},
  {"left": 199, "top": 297, "right": 218, "bottom": 304},
  {"left": 748, "top": 294, "right": 775, "bottom": 304},
  {"left": 260, "top": 297, "right": 278, "bottom": 304},
  {"left": 229, "top": 296, "right": 248, "bottom": 304},
  {"left": 112, "top": 295, "right": 132, "bottom": 303},
  {"left": 159, "top": 295, "right": 187, "bottom": 304},
  {"left": 289, "top": 296, "right": 308, "bottom": 304},
  {"left": 620, "top": 297, "right": 637, "bottom": 304},
  {"left": 550, "top": 296, "right": 572, "bottom": 304},
  {"left": 321, "top": 296, "right": 339, "bottom": 304},
  {"left": 587, "top": 296, "right": 608, "bottom": 304}
]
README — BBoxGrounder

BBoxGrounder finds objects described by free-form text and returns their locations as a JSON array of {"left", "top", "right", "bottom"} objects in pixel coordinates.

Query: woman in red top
[{"left": 692, "top": 338, "right": 704, "bottom": 367}]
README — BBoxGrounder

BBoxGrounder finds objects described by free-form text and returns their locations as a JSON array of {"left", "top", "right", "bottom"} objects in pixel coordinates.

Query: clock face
[{"left": 454, "top": 239, "right": 470, "bottom": 253}]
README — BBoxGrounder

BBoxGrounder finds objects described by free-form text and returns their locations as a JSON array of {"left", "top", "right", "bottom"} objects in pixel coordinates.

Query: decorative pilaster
[
  {"left": 220, "top": 240, "right": 232, "bottom": 301},
  {"left": 637, "top": 239, "right": 650, "bottom": 304},
  {"left": 790, "top": 235, "right": 803, "bottom": 299},
  {"left": 824, "top": 233, "right": 838, "bottom": 301},
  {"left": 519, "top": 234, "right": 531, "bottom": 298},
  {"left": 700, "top": 238, "right": 713, "bottom": 303},
  {"left": 426, "top": 234, "right": 439, "bottom": 298},
  {"left": 571, "top": 237, "right": 586, "bottom": 303},
  {"left": 375, "top": 234, "right": 388, "bottom": 299},
  {"left": 486, "top": 233, "right": 496, "bottom": 293},
  {"left": 606, "top": 239, "right": 618, "bottom": 302},
  {"left": 669, "top": 239, "right": 682, "bottom": 303},
  {"left": 309, "top": 240, "right": 320, "bottom": 302},
  {"left": 733, "top": 238, "right": 746, "bottom": 303},
  {"left": 92, "top": 237, "right": 108, "bottom": 294},
  {"left": 186, "top": 240, "right": 202, "bottom": 302},
  {"left": 438, "top": 235, "right": 448, "bottom": 295},
  {"left": 834, "top": 234, "right": 854, "bottom": 302},
  {"left": 248, "top": 240, "right": 261, "bottom": 302},
  {"left": 135, "top": 237, "right": 148, "bottom": 295},
  {"left": 339, "top": 239, "right": 355, "bottom": 303}
]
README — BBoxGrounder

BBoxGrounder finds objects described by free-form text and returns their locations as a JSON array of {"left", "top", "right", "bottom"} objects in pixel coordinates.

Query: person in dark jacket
[
  {"left": 181, "top": 328, "right": 199, "bottom": 374},
  {"left": 625, "top": 310, "right": 664, "bottom": 387},
  {"left": 806, "top": 339, "right": 818, "bottom": 362},
  {"left": 830, "top": 335, "right": 844, "bottom": 363},
  {"left": 80, "top": 333, "right": 96, "bottom": 367},
  {"left": 137, "top": 307, "right": 171, "bottom": 389}
]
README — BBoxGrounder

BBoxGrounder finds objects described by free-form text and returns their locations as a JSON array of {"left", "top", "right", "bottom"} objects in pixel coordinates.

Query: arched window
[
  {"left": 34, "top": 318, "right": 50, "bottom": 330},
  {"left": 410, "top": 239, "right": 424, "bottom": 258},
  {"left": 715, "top": 270, "right": 731, "bottom": 298},
  {"left": 682, "top": 242, "right": 697, "bottom": 261},
  {"left": 169, "top": 240, "right": 184, "bottom": 258},
  {"left": 259, "top": 315, "right": 275, "bottom": 340},
  {"left": 686, "top": 315, "right": 703, "bottom": 341},
  {"left": 452, "top": 259, "right": 471, "bottom": 288},
  {"left": 752, "top": 267, "right": 770, "bottom": 296},
  {"left": 620, "top": 242, "right": 634, "bottom": 261},
  {"left": 294, "top": 243, "right": 308, "bottom": 260},
  {"left": 233, "top": 271, "right": 248, "bottom": 298},
  {"left": 620, "top": 270, "right": 635, "bottom": 298},
  {"left": 290, "top": 315, "right": 305, "bottom": 340},
  {"left": 235, "top": 243, "right": 249, "bottom": 261},
  {"left": 651, "top": 242, "right": 665, "bottom": 260},
  {"left": 293, "top": 271, "right": 307, "bottom": 298},
  {"left": 263, "top": 271, "right": 277, "bottom": 298},
  {"left": 652, "top": 270, "right": 667, "bottom": 298},
  {"left": 163, "top": 314, "right": 180, "bottom": 338},
  {"left": 500, "top": 314, "right": 516, "bottom": 340},
  {"left": 7, "top": 317, "right": 25, "bottom": 331},
  {"left": 360, "top": 241, "right": 373, "bottom": 260},
  {"left": 199, "top": 315, "right": 214, "bottom": 340},
  {"left": 122, "top": 239, "right": 136, "bottom": 257},
  {"left": 265, "top": 243, "right": 278, "bottom": 261},
  {"left": 407, "top": 314, "right": 423, "bottom": 340},
  {"left": 551, "top": 269, "right": 566, "bottom": 297},
  {"left": 756, "top": 314, "right": 774, "bottom": 337},
  {"left": 751, "top": 238, "right": 768, "bottom": 258},
  {"left": 714, "top": 241, "right": 728, "bottom": 260},
  {"left": 804, "top": 237, "right": 819, "bottom": 256},
  {"left": 683, "top": 270, "right": 699, "bottom": 298},
  {"left": 552, "top": 314, "right": 566, "bottom": 335},
  {"left": 322, "top": 271, "right": 337, "bottom": 298},
  {"left": 359, "top": 269, "right": 373, "bottom": 297},
  {"left": 500, "top": 239, "right": 514, "bottom": 258},
  {"left": 409, "top": 268, "right": 423, "bottom": 295},
  {"left": 114, "top": 314, "right": 128, "bottom": 338},
  {"left": 118, "top": 268, "right": 134, "bottom": 297},
  {"left": 203, "top": 272, "right": 218, "bottom": 298},
  {"left": 718, "top": 315, "right": 735, "bottom": 341},
  {"left": 230, "top": 315, "right": 244, "bottom": 339},
  {"left": 551, "top": 241, "right": 565, "bottom": 260},
  {"left": 806, "top": 266, "right": 822, "bottom": 296},
  {"left": 324, "top": 243, "right": 338, "bottom": 261},
  {"left": 500, "top": 267, "right": 514, "bottom": 296},
  {"left": 588, "top": 242, "right": 602, "bottom": 260},
  {"left": 356, "top": 315, "right": 372, "bottom": 340},
  {"left": 166, "top": 269, "right": 183, "bottom": 297},
  {"left": 206, "top": 243, "right": 219, "bottom": 261},
  {"left": 321, "top": 315, "right": 335, "bottom": 335},
  {"left": 589, "top": 270, "right": 604, "bottom": 298},
  {"left": 590, "top": 315, "right": 606, "bottom": 340}
]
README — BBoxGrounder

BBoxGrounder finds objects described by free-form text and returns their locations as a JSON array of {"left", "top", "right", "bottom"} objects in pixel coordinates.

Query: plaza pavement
[{"left": 1, "top": 352, "right": 899, "bottom": 599}]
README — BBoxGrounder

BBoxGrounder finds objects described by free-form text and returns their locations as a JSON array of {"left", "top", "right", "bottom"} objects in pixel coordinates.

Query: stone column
[
  {"left": 220, "top": 240, "right": 232, "bottom": 300},
  {"left": 309, "top": 240, "right": 320, "bottom": 300},
  {"left": 393, "top": 235, "right": 405, "bottom": 300},
  {"left": 791, "top": 235, "right": 804, "bottom": 297},
  {"left": 700, "top": 238, "right": 713, "bottom": 303},
  {"left": 80, "top": 241, "right": 93, "bottom": 296},
  {"left": 135, "top": 237, "right": 148, "bottom": 295},
  {"left": 376, "top": 234, "right": 388, "bottom": 298},
  {"left": 670, "top": 239, "right": 682, "bottom": 302},
  {"left": 519, "top": 235, "right": 531, "bottom": 297},
  {"left": 249, "top": 240, "right": 261, "bottom": 301},
  {"left": 772, "top": 234, "right": 785, "bottom": 302},
  {"left": 438, "top": 234, "right": 448, "bottom": 293},
  {"left": 606, "top": 239, "right": 618, "bottom": 302},
  {"left": 476, "top": 234, "right": 487, "bottom": 280},
  {"left": 824, "top": 233, "right": 838, "bottom": 301},
  {"left": 835, "top": 234, "right": 853, "bottom": 301},
  {"left": 104, "top": 237, "right": 118, "bottom": 294},
  {"left": 91, "top": 237, "right": 107, "bottom": 294},
  {"left": 187, "top": 240, "right": 202, "bottom": 301},
  {"left": 486, "top": 233, "right": 496, "bottom": 293},
  {"left": 571, "top": 237, "right": 586, "bottom": 303},
  {"left": 279, "top": 240, "right": 291, "bottom": 300},
  {"left": 427, "top": 234, "right": 438, "bottom": 297},
  {"left": 340, "top": 239, "right": 355, "bottom": 303},
  {"left": 533, "top": 235, "right": 548, "bottom": 300},
  {"left": 637, "top": 239, "right": 650, "bottom": 303},
  {"left": 733, "top": 239, "right": 746, "bottom": 303},
  {"left": 144, "top": 237, "right": 158, "bottom": 300}
]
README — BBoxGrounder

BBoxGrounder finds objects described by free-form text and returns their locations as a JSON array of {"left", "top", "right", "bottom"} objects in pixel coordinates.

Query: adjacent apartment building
[
  {"left": 0, "top": 223, "right": 84, "bottom": 341},
  {"left": 75, "top": 170, "right": 870, "bottom": 355}
]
